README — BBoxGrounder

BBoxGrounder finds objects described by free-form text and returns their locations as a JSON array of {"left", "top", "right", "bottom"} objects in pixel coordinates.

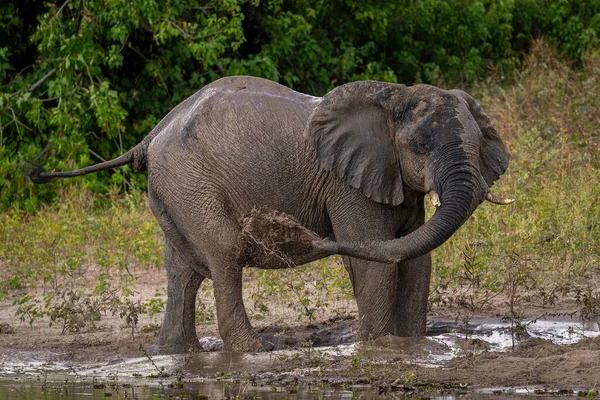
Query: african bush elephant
[{"left": 29, "top": 76, "right": 513, "bottom": 353}]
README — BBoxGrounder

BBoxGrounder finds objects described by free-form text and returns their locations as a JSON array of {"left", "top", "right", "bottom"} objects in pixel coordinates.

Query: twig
[
  {"left": 139, "top": 344, "right": 170, "bottom": 378},
  {"left": 10, "top": 69, "right": 56, "bottom": 97},
  {"left": 29, "top": 69, "right": 56, "bottom": 93},
  {"left": 54, "top": 0, "right": 71, "bottom": 20},
  {"left": 168, "top": 20, "right": 194, "bottom": 39}
]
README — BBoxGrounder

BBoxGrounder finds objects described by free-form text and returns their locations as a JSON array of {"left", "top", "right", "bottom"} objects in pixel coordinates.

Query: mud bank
[{"left": 1, "top": 316, "right": 599, "bottom": 397}]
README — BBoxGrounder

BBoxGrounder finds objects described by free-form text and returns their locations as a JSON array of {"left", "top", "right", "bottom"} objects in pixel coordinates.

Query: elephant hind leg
[
  {"left": 149, "top": 186, "right": 265, "bottom": 352},
  {"left": 149, "top": 191, "right": 206, "bottom": 354},
  {"left": 200, "top": 213, "right": 267, "bottom": 352},
  {"left": 159, "top": 239, "right": 205, "bottom": 354}
]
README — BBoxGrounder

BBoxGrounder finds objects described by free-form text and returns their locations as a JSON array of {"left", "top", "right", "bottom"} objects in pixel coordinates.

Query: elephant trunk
[{"left": 316, "top": 152, "right": 487, "bottom": 264}]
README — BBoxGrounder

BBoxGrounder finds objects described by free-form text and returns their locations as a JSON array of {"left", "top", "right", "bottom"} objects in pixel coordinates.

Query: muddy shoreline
[
  {"left": 1, "top": 268, "right": 600, "bottom": 396},
  {"left": 1, "top": 313, "right": 599, "bottom": 394}
]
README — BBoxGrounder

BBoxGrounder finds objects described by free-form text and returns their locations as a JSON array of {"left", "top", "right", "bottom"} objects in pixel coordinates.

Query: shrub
[{"left": 1, "top": 1, "right": 599, "bottom": 210}]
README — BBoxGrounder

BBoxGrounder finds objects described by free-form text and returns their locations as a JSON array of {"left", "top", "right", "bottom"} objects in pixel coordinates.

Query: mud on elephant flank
[
  {"left": 240, "top": 208, "right": 324, "bottom": 268},
  {"left": 27, "top": 76, "right": 512, "bottom": 353}
]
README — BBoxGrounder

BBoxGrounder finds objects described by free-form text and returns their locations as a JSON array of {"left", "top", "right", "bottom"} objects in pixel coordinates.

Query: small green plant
[
  {"left": 401, "top": 371, "right": 417, "bottom": 386},
  {"left": 116, "top": 297, "right": 142, "bottom": 339},
  {"left": 46, "top": 288, "right": 102, "bottom": 334},
  {"left": 585, "top": 386, "right": 598, "bottom": 400},
  {"left": 141, "top": 288, "right": 167, "bottom": 325},
  {"left": 350, "top": 353, "right": 362, "bottom": 369},
  {"left": 12, "top": 293, "right": 45, "bottom": 326},
  {"left": 575, "top": 286, "right": 600, "bottom": 322},
  {"left": 195, "top": 298, "right": 216, "bottom": 325},
  {"left": 500, "top": 253, "right": 538, "bottom": 351}
]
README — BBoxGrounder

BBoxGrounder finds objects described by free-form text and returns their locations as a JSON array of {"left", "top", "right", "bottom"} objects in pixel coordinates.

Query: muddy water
[
  {"left": 0, "top": 378, "right": 362, "bottom": 399},
  {"left": 424, "top": 317, "right": 600, "bottom": 365},
  {"left": 0, "top": 317, "right": 598, "bottom": 399},
  {"left": 0, "top": 379, "right": 591, "bottom": 400},
  {"left": 0, "top": 379, "right": 589, "bottom": 399}
]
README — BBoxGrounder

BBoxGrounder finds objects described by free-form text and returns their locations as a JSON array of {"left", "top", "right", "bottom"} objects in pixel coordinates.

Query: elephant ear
[
  {"left": 451, "top": 90, "right": 510, "bottom": 187},
  {"left": 305, "top": 81, "right": 405, "bottom": 206}
]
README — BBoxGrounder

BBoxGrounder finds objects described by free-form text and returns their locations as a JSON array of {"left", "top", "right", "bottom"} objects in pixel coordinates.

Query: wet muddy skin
[{"left": 1, "top": 317, "right": 599, "bottom": 399}]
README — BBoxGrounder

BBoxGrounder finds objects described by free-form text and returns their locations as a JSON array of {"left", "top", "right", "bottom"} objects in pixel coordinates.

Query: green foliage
[
  {"left": 45, "top": 288, "right": 103, "bottom": 334},
  {"left": 0, "top": 187, "right": 167, "bottom": 333},
  {"left": 11, "top": 285, "right": 145, "bottom": 335},
  {"left": 196, "top": 297, "right": 216, "bottom": 324},
  {"left": 1, "top": 0, "right": 599, "bottom": 210}
]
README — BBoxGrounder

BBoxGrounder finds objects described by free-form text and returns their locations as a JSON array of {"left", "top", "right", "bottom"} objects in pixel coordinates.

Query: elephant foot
[
  {"left": 158, "top": 323, "right": 201, "bottom": 354},
  {"left": 158, "top": 338, "right": 200, "bottom": 354},
  {"left": 354, "top": 311, "right": 396, "bottom": 343},
  {"left": 355, "top": 329, "right": 391, "bottom": 343},
  {"left": 224, "top": 333, "right": 274, "bottom": 353},
  {"left": 158, "top": 316, "right": 202, "bottom": 354}
]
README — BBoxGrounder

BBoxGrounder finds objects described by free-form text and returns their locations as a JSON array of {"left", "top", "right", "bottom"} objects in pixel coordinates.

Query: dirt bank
[{"left": 1, "top": 269, "right": 599, "bottom": 393}]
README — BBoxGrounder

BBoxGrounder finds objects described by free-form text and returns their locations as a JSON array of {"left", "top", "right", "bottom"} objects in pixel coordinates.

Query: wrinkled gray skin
[{"left": 29, "top": 76, "right": 510, "bottom": 353}]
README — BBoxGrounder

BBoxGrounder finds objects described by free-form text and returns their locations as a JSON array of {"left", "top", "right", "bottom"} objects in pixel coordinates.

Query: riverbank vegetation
[
  {"left": 2, "top": 0, "right": 599, "bottom": 210},
  {"left": 1, "top": 41, "right": 599, "bottom": 333}
]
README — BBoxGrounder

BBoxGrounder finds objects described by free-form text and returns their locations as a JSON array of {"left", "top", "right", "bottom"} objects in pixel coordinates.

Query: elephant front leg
[
  {"left": 159, "top": 242, "right": 204, "bottom": 354},
  {"left": 328, "top": 196, "right": 401, "bottom": 341},
  {"left": 394, "top": 252, "right": 431, "bottom": 336},
  {"left": 344, "top": 257, "right": 397, "bottom": 340}
]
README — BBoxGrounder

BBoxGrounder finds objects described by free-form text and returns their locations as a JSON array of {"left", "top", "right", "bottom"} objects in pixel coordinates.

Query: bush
[{"left": 1, "top": 0, "right": 599, "bottom": 210}]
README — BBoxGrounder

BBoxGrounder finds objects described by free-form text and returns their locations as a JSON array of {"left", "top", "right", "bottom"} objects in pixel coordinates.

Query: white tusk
[
  {"left": 429, "top": 191, "right": 441, "bottom": 208},
  {"left": 486, "top": 190, "right": 515, "bottom": 205}
]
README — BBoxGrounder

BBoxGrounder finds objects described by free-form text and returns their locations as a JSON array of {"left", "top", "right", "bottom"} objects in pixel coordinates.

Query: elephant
[{"left": 29, "top": 76, "right": 513, "bottom": 353}]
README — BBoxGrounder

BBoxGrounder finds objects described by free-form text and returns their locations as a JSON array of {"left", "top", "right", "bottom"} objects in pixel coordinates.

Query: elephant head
[{"left": 305, "top": 81, "right": 512, "bottom": 263}]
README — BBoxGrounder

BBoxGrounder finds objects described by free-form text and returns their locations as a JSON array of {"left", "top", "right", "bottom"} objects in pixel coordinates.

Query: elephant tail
[{"left": 27, "top": 139, "right": 151, "bottom": 184}]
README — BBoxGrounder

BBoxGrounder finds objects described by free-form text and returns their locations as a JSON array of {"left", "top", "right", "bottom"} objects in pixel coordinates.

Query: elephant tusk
[
  {"left": 429, "top": 191, "right": 441, "bottom": 208},
  {"left": 485, "top": 190, "right": 515, "bottom": 205}
]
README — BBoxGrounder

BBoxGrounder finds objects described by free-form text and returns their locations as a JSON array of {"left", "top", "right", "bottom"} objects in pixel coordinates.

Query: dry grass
[{"left": 430, "top": 40, "right": 600, "bottom": 318}]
